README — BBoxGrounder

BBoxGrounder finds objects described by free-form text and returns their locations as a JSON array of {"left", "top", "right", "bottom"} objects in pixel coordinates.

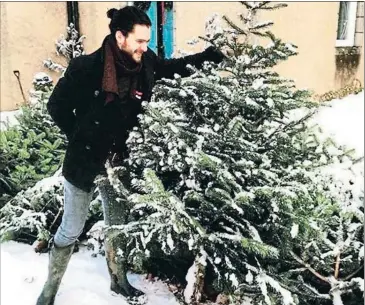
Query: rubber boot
[{"left": 36, "top": 242, "right": 75, "bottom": 305}]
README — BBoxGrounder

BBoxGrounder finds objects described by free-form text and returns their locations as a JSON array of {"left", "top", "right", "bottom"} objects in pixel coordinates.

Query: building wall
[
  {"left": 0, "top": 2, "right": 127, "bottom": 111},
  {"left": 355, "top": 2, "right": 364, "bottom": 85},
  {"left": 174, "top": 2, "right": 364, "bottom": 95},
  {"left": 261, "top": 2, "right": 339, "bottom": 94},
  {"left": 0, "top": 2, "right": 67, "bottom": 111},
  {"left": 334, "top": 2, "right": 364, "bottom": 89},
  {"left": 78, "top": 2, "right": 126, "bottom": 54},
  {"left": 0, "top": 2, "right": 364, "bottom": 111}
]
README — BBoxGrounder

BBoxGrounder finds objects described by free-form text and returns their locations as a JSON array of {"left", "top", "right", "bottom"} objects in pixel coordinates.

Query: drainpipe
[
  {"left": 67, "top": 2, "right": 80, "bottom": 33},
  {"left": 157, "top": 2, "right": 165, "bottom": 58}
]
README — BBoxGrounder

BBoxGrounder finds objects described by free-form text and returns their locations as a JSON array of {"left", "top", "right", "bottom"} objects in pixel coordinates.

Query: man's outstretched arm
[{"left": 154, "top": 46, "right": 224, "bottom": 80}]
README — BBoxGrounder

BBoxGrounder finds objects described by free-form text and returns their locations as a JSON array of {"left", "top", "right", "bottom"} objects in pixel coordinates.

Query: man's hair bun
[
  {"left": 107, "top": 6, "right": 151, "bottom": 35},
  {"left": 107, "top": 8, "right": 118, "bottom": 19}
]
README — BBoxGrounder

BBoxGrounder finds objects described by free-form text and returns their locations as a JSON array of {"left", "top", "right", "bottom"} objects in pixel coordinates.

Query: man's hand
[
  {"left": 204, "top": 45, "right": 233, "bottom": 62},
  {"left": 203, "top": 46, "right": 225, "bottom": 63}
]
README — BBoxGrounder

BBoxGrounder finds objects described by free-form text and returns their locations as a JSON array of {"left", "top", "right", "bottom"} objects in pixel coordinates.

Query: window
[{"left": 336, "top": 2, "right": 358, "bottom": 47}]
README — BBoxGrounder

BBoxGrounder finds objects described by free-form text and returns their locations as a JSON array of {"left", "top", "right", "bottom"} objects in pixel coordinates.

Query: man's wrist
[{"left": 204, "top": 45, "right": 225, "bottom": 63}]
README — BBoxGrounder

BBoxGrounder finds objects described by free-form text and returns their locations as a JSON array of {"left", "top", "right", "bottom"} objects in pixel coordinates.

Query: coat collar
[{"left": 88, "top": 37, "right": 156, "bottom": 100}]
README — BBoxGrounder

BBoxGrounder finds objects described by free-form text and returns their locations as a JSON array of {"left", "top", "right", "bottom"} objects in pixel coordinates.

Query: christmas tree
[{"left": 96, "top": 2, "right": 363, "bottom": 304}]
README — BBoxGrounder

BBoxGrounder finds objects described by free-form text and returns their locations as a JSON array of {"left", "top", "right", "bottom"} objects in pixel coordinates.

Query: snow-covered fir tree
[
  {"left": 279, "top": 162, "right": 363, "bottom": 305},
  {"left": 43, "top": 23, "right": 86, "bottom": 74},
  {"left": 100, "top": 2, "right": 363, "bottom": 305},
  {"left": 0, "top": 171, "right": 64, "bottom": 244},
  {"left": 0, "top": 168, "right": 102, "bottom": 250}
]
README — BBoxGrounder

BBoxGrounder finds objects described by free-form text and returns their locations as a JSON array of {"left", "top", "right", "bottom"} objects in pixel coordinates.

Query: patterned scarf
[{"left": 102, "top": 35, "right": 142, "bottom": 103}]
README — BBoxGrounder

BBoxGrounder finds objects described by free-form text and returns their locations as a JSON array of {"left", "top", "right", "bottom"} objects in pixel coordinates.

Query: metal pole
[{"left": 67, "top": 2, "right": 80, "bottom": 34}]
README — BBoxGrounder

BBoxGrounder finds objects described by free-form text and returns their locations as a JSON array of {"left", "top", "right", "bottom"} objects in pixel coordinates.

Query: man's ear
[{"left": 115, "top": 30, "right": 126, "bottom": 47}]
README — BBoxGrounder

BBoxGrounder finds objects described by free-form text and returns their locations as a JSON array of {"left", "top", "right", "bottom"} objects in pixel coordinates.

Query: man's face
[{"left": 116, "top": 24, "right": 151, "bottom": 63}]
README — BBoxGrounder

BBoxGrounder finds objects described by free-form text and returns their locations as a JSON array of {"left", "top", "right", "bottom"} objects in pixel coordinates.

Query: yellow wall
[
  {"left": 174, "top": 2, "right": 244, "bottom": 53},
  {"left": 78, "top": 2, "right": 126, "bottom": 54},
  {"left": 0, "top": 2, "right": 127, "bottom": 111},
  {"left": 175, "top": 2, "right": 364, "bottom": 95},
  {"left": 0, "top": 2, "right": 67, "bottom": 111},
  {"left": 261, "top": 2, "right": 339, "bottom": 94},
  {"left": 0, "top": 2, "right": 364, "bottom": 111}
]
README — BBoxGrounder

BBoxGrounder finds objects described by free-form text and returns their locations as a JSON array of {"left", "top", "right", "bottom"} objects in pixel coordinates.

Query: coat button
[
  {"left": 85, "top": 145, "right": 91, "bottom": 150},
  {"left": 94, "top": 120, "right": 100, "bottom": 125},
  {"left": 94, "top": 90, "right": 99, "bottom": 97}
]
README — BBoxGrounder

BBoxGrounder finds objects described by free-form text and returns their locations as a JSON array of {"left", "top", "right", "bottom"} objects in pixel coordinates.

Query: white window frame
[{"left": 336, "top": 1, "right": 358, "bottom": 47}]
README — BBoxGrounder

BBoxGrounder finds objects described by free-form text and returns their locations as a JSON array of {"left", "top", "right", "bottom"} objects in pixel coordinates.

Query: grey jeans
[
  {"left": 54, "top": 178, "right": 96, "bottom": 248},
  {"left": 54, "top": 176, "right": 125, "bottom": 247}
]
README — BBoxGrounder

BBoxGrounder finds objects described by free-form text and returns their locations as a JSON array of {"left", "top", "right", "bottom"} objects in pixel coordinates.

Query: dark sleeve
[
  {"left": 47, "top": 58, "right": 83, "bottom": 139},
  {"left": 155, "top": 46, "right": 224, "bottom": 80}
]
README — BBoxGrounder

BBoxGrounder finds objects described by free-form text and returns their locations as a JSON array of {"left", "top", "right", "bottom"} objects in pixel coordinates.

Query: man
[{"left": 37, "top": 6, "right": 223, "bottom": 305}]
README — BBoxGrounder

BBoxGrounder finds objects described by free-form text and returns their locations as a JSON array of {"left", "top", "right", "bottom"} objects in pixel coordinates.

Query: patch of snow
[
  {"left": 184, "top": 251, "right": 207, "bottom": 304},
  {"left": 331, "top": 290, "right": 344, "bottom": 305},
  {"left": 229, "top": 273, "right": 239, "bottom": 288},
  {"left": 0, "top": 109, "right": 22, "bottom": 130},
  {"left": 252, "top": 78, "right": 265, "bottom": 90},
  {"left": 184, "top": 259, "right": 199, "bottom": 303},
  {"left": 245, "top": 270, "right": 254, "bottom": 284},
  {"left": 290, "top": 224, "right": 299, "bottom": 238},
  {"left": 167, "top": 233, "right": 175, "bottom": 251},
  {"left": 314, "top": 90, "right": 364, "bottom": 157},
  {"left": 214, "top": 257, "right": 222, "bottom": 264},
  {"left": 0, "top": 241, "right": 179, "bottom": 305}
]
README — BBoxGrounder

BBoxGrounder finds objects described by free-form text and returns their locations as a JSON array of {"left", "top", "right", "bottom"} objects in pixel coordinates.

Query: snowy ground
[
  {"left": 1, "top": 241, "right": 179, "bottom": 305},
  {"left": 0, "top": 109, "right": 21, "bottom": 131},
  {"left": 311, "top": 90, "right": 364, "bottom": 157},
  {"left": 1, "top": 91, "right": 363, "bottom": 305}
]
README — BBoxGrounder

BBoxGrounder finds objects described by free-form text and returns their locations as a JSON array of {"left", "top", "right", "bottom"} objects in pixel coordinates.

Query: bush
[
  {"left": 0, "top": 23, "right": 85, "bottom": 208},
  {"left": 313, "top": 79, "right": 363, "bottom": 103},
  {"left": 0, "top": 23, "right": 101, "bottom": 246},
  {"left": 0, "top": 86, "right": 67, "bottom": 208},
  {"left": 0, "top": 171, "right": 103, "bottom": 245}
]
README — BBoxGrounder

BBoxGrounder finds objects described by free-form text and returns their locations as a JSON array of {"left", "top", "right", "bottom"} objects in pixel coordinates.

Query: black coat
[{"left": 48, "top": 45, "right": 223, "bottom": 192}]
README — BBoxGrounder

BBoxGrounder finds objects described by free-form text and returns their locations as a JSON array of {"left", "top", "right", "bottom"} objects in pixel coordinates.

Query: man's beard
[
  {"left": 120, "top": 47, "right": 142, "bottom": 64},
  {"left": 133, "top": 53, "right": 143, "bottom": 62}
]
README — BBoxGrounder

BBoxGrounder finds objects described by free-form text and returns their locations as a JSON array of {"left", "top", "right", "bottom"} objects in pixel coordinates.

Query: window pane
[{"left": 337, "top": 2, "right": 349, "bottom": 40}]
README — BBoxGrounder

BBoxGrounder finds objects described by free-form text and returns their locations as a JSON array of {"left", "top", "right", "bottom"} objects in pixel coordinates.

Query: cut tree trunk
[
  {"left": 184, "top": 251, "right": 207, "bottom": 305},
  {"left": 97, "top": 176, "right": 142, "bottom": 297}
]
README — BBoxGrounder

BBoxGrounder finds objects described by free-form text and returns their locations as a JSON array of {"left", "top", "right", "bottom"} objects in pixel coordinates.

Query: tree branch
[
  {"left": 290, "top": 251, "right": 329, "bottom": 283},
  {"left": 334, "top": 253, "right": 340, "bottom": 279},
  {"left": 49, "top": 208, "right": 63, "bottom": 231},
  {"left": 279, "top": 282, "right": 330, "bottom": 300},
  {"left": 223, "top": 16, "right": 248, "bottom": 36},
  {"left": 342, "top": 264, "right": 364, "bottom": 281}
]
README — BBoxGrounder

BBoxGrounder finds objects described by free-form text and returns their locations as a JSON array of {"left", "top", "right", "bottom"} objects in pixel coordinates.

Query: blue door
[
  {"left": 145, "top": 2, "right": 158, "bottom": 54},
  {"left": 134, "top": 2, "right": 174, "bottom": 58},
  {"left": 162, "top": 2, "right": 174, "bottom": 58}
]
